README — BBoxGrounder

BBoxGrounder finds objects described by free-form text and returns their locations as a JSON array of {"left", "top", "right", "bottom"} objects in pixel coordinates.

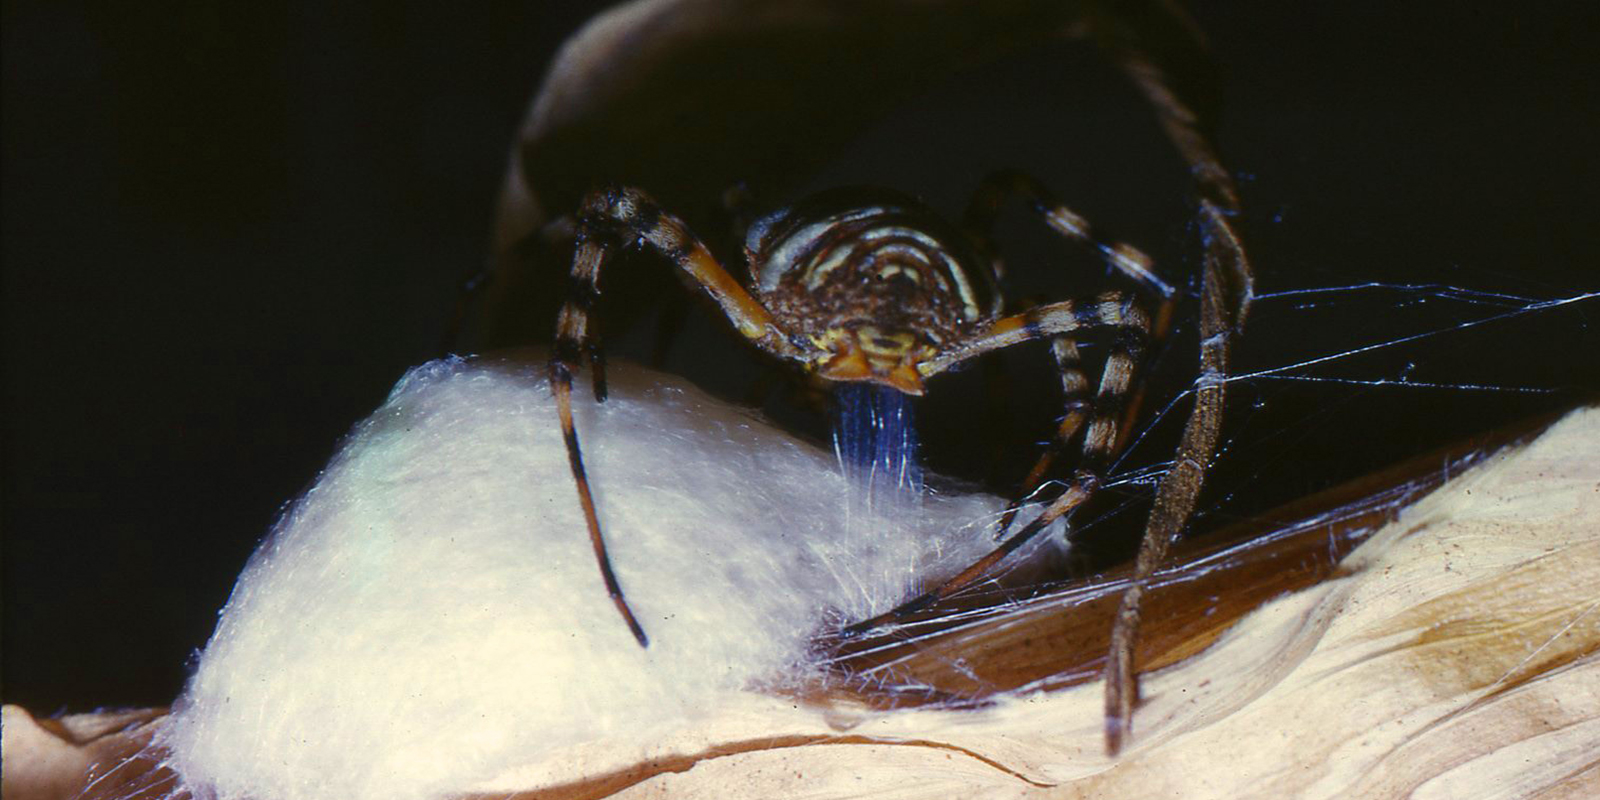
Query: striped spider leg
[
  {"left": 961, "top": 169, "right": 1178, "bottom": 540},
  {"left": 550, "top": 186, "right": 805, "bottom": 647}
]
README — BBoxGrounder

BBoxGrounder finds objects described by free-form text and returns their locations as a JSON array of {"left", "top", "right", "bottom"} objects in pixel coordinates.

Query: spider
[{"left": 547, "top": 24, "right": 1253, "bottom": 758}]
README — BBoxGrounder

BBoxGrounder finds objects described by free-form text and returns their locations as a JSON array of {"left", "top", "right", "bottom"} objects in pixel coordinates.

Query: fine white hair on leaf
[{"left": 157, "top": 352, "right": 1058, "bottom": 800}]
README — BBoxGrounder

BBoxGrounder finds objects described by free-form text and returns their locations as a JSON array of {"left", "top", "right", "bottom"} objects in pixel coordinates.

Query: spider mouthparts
[
  {"left": 818, "top": 348, "right": 925, "bottom": 394},
  {"left": 814, "top": 326, "right": 927, "bottom": 394}
]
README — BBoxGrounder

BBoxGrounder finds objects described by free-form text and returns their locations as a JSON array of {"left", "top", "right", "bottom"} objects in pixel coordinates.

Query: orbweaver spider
[{"left": 549, "top": 34, "right": 1252, "bottom": 757}]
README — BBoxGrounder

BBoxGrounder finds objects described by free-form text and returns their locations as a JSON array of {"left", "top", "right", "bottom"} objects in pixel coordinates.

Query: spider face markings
[{"left": 551, "top": 177, "right": 1174, "bottom": 654}]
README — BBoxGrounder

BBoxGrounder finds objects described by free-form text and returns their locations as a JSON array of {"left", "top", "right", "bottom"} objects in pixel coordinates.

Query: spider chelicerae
[{"left": 547, "top": 37, "right": 1252, "bottom": 758}]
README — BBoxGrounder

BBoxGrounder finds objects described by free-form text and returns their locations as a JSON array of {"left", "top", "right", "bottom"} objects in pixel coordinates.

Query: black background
[{"left": 5, "top": 1, "right": 1598, "bottom": 712}]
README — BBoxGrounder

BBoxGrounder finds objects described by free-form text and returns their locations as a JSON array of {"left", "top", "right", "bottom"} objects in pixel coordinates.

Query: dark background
[{"left": 5, "top": 1, "right": 1597, "bottom": 712}]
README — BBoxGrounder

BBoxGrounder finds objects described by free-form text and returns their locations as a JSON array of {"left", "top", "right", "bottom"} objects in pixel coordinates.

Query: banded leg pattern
[
  {"left": 550, "top": 214, "right": 648, "bottom": 646},
  {"left": 549, "top": 186, "right": 803, "bottom": 649}
]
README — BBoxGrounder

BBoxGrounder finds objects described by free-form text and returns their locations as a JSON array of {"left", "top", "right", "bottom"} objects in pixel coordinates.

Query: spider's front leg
[
  {"left": 549, "top": 202, "right": 649, "bottom": 647},
  {"left": 550, "top": 186, "right": 802, "bottom": 649}
]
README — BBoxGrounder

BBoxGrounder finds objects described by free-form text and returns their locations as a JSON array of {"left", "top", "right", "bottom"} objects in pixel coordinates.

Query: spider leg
[
  {"left": 550, "top": 231, "right": 647, "bottom": 646},
  {"left": 973, "top": 334, "right": 1095, "bottom": 544},
  {"left": 646, "top": 182, "right": 763, "bottom": 369},
  {"left": 550, "top": 185, "right": 802, "bottom": 648},
  {"left": 1104, "top": 201, "right": 1248, "bottom": 753},
  {"left": 964, "top": 169, "right": 1177, "bottom": 326},
  {"left": 1015, "top": 337, "right": 1092, "bottom": 505},
  {"left": 962, "top": 170, "right": 1180, "bottom": 537},
  {"left": 1092, "top": 28, "right": 1256, "bottom": 753},
  {"left": 915, "top": 293, "right": 1133, "bottom": 375},
  {"left": 842, "top": 292, "right": 1149, "bottom": 634}
]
